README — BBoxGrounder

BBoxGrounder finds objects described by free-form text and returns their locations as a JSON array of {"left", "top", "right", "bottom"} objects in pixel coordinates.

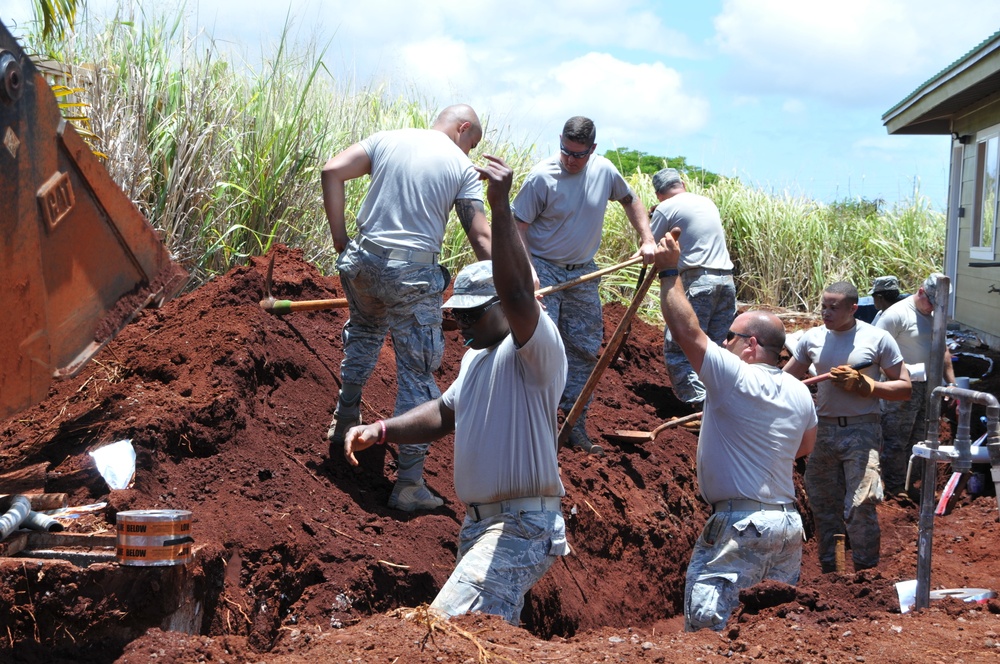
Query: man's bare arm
[
  {"left": 321, "top": 144, "right": 371, "bottom": 253},
  {"left": 619, "top": 193, "right": 657, "bottom": 264},
  {"left": 654, "top": 228, "right": 709, "bottom": 373},
  {"left": 455, "top": 199, "right": 492, "bottom": 260}
]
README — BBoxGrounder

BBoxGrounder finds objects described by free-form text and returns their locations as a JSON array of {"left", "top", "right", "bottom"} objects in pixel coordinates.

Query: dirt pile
[{"left": 1, "top": 245, "right": 999, "bottom": 663}]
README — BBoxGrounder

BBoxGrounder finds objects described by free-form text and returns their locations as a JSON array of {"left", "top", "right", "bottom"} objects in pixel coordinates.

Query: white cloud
[
  {"left": 782, "top": 99, "right": 805, "bottom": 114},
  {"left": 713, "top": 0, "right": 1000, "bottom": 106}
]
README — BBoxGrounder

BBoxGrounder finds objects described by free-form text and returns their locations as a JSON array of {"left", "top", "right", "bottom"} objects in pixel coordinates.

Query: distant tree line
[{"left": 603, "top": 147, "right": 724, "bottom": 188}]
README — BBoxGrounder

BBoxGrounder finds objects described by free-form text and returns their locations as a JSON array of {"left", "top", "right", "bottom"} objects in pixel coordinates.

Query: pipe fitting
[{"left": 0, "top": 51, "right": 23, "bottom": 104}]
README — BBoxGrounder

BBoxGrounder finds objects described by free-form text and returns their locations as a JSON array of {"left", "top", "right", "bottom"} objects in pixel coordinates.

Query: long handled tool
[
  {"left": 558, "top": 266, "right": 658, "bottom": 454},
  {"left": 259, "top": 254, "right": 642, "bottom": 315},
  {"left": 259, "top": 254, "right": 348, "bottom": 314},
  {"left": 606, "top": 360, "right": 875, "bottom": 444}
]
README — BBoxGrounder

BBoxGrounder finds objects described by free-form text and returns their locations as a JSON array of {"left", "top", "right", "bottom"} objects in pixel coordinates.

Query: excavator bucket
[{"left": 0, "top": 22, "right": 188, "bottom": 419}]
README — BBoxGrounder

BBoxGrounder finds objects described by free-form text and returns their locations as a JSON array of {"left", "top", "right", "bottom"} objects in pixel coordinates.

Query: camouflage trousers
[
  {"left": 805, "top": 421, "right": 883, "bottom": 571},
  {"left": 533, "top": 257, "right": 603, "bottom": 421},
  {"left": 684, "top": 509, "right": 803, "bottom": 632},
  {"left": 430, "top": 509, "right": 570, "bottom": 625},
  {"left": 880, "top": 381, "right": 928, "bottom": 495},
  {"left": 336, "top": 240, "right": 449, "bottom": 483},
  {"left": 664, "top": 271, "right": 736, "bottom": 404}
]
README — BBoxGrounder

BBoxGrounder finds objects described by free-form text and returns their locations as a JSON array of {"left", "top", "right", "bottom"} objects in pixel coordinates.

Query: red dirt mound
[{"left": 1, "top": 244, "right": 999, "bottom": 663}]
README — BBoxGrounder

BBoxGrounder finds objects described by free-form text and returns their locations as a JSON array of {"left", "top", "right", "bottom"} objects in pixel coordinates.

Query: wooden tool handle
[
  {"left": 260, "top": 298, "right": 349, "bottom": 314},
  {"left": 536, "top": 256, "right": 642, "bottom": 297},
  {"left": 558, "top": 267, "right": 657, "bottom": 445}
]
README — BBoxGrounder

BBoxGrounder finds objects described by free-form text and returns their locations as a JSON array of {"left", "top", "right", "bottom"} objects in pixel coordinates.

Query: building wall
[{"left": 951, "top": 97, "right": 1000, "bottom": 349}]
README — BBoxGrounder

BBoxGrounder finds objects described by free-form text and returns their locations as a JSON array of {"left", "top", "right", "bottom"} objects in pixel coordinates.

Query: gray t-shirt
[
  {"left": 441, "top": 312, "right": 567, "bottom": 505},
  {"left": 512, "top": 154, "right": 632, "bottom": 265},
  {"left": 650, "top": 191, "right": 733, "bottom": 272},
  {"left": 875, "top": 296, "right": 932, "bottom": 381},
  {"left": 356, "top": 129, "right": 483, "bottom": 253},
  {"left": 792, "top": 321, "right": 904, "bottom": 417},
  {"left": 698, "top": 343, "right": 817, "bottom": 505}
]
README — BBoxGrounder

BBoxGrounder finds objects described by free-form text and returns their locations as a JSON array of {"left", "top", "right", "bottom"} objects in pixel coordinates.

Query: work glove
[{"left": 830, "top": 364, "right": 876, "bottom": 397}]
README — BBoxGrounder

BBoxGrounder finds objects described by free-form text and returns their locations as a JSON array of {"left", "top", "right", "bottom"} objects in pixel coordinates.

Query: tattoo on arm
[
  {"left": 455, "top": 199, "right": 484, "bottom": 233},
  {"left": 619, "top": 193, "right": 634, "bottom": 206}
]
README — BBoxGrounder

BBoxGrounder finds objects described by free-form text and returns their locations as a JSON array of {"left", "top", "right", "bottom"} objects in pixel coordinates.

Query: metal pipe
[
  {"left": 23, "top": 510, "right": 64, "bottom": 532},
  {"left": 915, "top": 384, "right": 1000, "bottom": 610},
  {"left": 924, "top": 275, "right": 949, "bottom": 418},
  {"left": 0, "top": 494, "right": 31, "bottom": 540}
]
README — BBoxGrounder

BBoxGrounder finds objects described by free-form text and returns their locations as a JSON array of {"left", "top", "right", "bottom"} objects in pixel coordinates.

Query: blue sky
[{"left": 4, "top": 0, "right": 1000, "bottom": 210}]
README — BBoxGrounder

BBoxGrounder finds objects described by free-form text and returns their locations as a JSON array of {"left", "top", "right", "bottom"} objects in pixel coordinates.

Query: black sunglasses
[
  {"left": 559, "top": 143, "right": 593, "bottom": 159},
  {"left": 452, "top": 298, "right": 500, "bottom": 327},
  {"left": 726, "top": 329, "right": 752, "bottom": 343}
]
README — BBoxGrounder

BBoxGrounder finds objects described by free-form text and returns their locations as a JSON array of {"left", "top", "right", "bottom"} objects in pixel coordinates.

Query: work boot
[
  {"left": 569, "top": 423, "right": 604, "bottom": 456},
  {"left": 388, "top": 480, "right": 444, "bottom": 511},
  {"left": 326, "top": 411, "right": 362, "bottom": 456}
]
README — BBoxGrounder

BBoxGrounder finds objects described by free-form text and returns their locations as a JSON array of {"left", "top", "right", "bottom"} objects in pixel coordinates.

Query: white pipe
[{"left": 0, "top": 495, "right": 31, "bottom": 540}]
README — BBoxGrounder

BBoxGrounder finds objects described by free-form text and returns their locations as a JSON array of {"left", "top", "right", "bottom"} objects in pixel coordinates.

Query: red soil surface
[{"left": 1, "top": 244, "right": 999, "bottom": 663}]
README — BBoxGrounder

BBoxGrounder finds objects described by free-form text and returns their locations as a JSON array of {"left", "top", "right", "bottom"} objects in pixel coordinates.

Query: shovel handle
[
  {"left": 535, "top": 256, "right": 642, "bottom": 297},
  {"left": 801, "top": 360, "right": 874, "bottom": 386}
]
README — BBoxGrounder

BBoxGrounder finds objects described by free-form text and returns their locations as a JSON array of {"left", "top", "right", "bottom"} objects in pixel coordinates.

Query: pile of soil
[{"left": 1, "top": 245, "right": 999, "bottom": 663}]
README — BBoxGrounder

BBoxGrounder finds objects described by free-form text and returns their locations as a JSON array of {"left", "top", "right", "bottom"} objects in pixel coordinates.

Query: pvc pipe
[
  {"left": 0, "top": 494, "right": 31, "bottom": 540},
  {"left": 23, "top": 510, "right": 64, "bottom": 532}
]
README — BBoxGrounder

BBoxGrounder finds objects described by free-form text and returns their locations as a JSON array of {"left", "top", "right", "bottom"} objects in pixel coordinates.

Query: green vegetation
[
  {"left": 604, "top": 147, "right": 723, "bottom": 188},
  {"left": 21, "top": 8, "right": 945, "bottom": 323}
]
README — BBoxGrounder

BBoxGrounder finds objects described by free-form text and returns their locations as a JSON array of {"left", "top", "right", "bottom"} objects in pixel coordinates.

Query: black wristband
[{"left": 658, "top": 268, "right": 679, "bottom": 279}]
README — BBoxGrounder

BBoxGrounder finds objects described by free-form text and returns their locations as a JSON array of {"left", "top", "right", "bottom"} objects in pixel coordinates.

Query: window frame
[{"left": 971, "top": 126, "right": 1000, "bottom": 259}]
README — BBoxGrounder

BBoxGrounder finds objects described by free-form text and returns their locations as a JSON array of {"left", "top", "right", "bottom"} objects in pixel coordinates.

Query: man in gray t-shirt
[
  {"left": 344, "top": 156, "right": 569, "bottom": 626},
  {"left": 784, "top": 281, "right": 910, "bottom": 573},
  {"left": 321, "top": 104, "right": 493, "bottom": 511},
  {"left": 650, "top": 168, "right": 735, "bottom": 408},
  {"left": 655, "top": 227, "right": 817, "bottom": 632},
  {"left": 512, "top": 116, "right": 656, "bottom": 454}
]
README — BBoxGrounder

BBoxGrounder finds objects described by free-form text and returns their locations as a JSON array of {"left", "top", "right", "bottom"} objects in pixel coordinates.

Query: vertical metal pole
[{"left": 915, "top": 276, "right": 950, "bottom": 610}]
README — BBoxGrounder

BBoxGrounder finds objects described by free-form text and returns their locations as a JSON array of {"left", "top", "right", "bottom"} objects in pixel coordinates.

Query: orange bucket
[{"left": 115, "top": 510, "right": 194, "bottom": 566}]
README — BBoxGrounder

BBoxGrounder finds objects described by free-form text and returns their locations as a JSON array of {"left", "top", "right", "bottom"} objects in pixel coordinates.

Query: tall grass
[{"left": 24, "top": 7, "right": 946, "bottom": 321}]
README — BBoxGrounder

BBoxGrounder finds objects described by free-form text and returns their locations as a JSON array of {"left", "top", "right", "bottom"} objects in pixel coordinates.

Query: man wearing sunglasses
[
  {"left": 650, "top": 167, "right": 735, "bottom": 411},
  {"left": 343, "top": 155, "right": 570, "bottom": 626},
  {"left": 512, "top": 116, "right": 656, "bottom": 454},
  {"left": 783, "top": 282, "right": 910, "bottom": 574},
  {"left": 321, "top": 104, "right": 493, "bottom": 512},
  {"left": 655, "top": 228, "right": 818, "bottom": 632}
]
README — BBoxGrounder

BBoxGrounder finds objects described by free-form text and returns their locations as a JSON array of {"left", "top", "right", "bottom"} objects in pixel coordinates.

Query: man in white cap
[
  {"left": 344, "top": 155, "right": 570, "bottom": 625},
  {"left": 875, "top": 272, "right": 956, "bottom": 500},
  {"left": 649, "top": 167, "right": 735, "bottom": 410}
]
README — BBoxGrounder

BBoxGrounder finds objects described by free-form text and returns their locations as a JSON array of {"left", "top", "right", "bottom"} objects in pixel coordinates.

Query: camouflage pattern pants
[
  {"left": 805, "top": 421, "right": 883, "bottom": 571},
  {"left": 880, "top": 381, "right": 928, "bottom": 495},
  {"left": 684, "top": 509, "right": 803, "bottom": 632},
  {"left": 664, "top": 271, "right": 736, "bottom": 404},
  {"left": 533, "top": 257, "right": 603, "bottom": 420},
  {"left": 336, "top": 240, "right": 449, "bottom": 483},
  {"left": 430, "top": 509, "right": 570, "bottom": 625}
]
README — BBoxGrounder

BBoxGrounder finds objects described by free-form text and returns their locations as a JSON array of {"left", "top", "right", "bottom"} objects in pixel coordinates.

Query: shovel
[
  {"left": 605, "top": 411, "right": 703, "bottom": 443},
  {"left": 558, "top": 266, "right": 658, "bottom": 453},
  {"left": 606, "top": 360, "right": 875, "bottom": 444},
  {"left": 259, "top": 253, "right": 642, "bottom": 314}
]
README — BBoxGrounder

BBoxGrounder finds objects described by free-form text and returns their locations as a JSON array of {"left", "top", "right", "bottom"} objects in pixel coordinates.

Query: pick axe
[{"left": 259, "top": 254, "right": 348, "bottom": 315}]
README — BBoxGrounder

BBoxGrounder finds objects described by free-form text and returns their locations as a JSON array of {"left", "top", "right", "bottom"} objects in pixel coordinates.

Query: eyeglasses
[
  {"left": 559, "top": 143, "right": 593, "bottom": 159},
  {"left": 452, "top": 299, "right": 500, "bottom": 327},
  {"left": 726, "top": 329, "right": 752, "bottom": 343}
]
